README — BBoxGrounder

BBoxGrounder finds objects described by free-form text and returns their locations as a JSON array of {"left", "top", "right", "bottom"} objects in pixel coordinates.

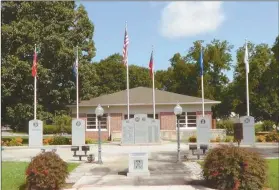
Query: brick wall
[
  {"left": 160, "top": 112, "right": 176, "bottom": 130},
  {"left": 85, "top": 131, "right": 109, "bottom": 141},
  {"left": 110, "top": 113, "right": 122, "bottom": 132}
]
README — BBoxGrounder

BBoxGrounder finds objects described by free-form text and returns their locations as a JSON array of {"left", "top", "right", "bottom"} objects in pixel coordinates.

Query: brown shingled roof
[{"left": 69, "top": 87, "right": 220, "bottom": 107}]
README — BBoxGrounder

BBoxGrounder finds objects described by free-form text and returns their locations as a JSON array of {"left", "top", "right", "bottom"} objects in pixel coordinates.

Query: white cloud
[{"left": 160, "top": 2, "right": 225, "bottom": 39}]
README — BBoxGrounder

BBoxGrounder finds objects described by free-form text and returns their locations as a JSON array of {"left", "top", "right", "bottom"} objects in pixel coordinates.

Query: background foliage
[{"left": 1, "top": 2, "right": 279, "bottom": 131}]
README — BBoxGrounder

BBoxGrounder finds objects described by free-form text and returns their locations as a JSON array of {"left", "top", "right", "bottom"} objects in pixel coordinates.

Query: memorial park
[{"left": 1, "top": 1, "right": 279, "bottom": 190}]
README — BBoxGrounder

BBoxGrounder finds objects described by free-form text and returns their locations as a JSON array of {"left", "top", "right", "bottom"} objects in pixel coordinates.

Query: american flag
[{"left": 123, "top": 24, "right": 129, "bottom": 66}]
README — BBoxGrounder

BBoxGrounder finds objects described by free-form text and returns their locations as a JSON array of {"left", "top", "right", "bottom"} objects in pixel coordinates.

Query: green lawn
[
  {"left": 197, "top": 159, "right": 279, "bottom": 190},
  {"left": 2, "top": 162, "right": 79, "bottom": 190},
  {"left": 267, "top": 159, "right": 279, "bottom": 190}
]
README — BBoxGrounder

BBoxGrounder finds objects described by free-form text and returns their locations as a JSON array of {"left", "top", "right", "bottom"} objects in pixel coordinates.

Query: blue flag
[{"left": 199, "top": 47, "right": 203, "bottom": 76}]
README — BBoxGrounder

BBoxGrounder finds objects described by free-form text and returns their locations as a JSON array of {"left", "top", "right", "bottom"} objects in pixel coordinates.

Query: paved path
[
  {"left": 66, "top": 152, "right": 212, "bottom": 190},
  {"left": 65, "top": 185, "right": 212, "bottom": 190},
  {"left": 2, "top": 143, "right": 278, "bottom": 163}
]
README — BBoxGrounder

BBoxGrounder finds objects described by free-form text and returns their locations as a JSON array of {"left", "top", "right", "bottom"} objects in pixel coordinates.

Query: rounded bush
[
  {"left": 188, "top": 135, "right": 197, "bottom": 142},
  {"left": 26, "top": 152, "right": 68, "bottom": 190},
  {"left": 202, "top": 145, "right": 267, "bottom": 190}
]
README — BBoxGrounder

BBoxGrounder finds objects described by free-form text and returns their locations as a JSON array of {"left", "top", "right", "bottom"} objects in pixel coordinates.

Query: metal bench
[
  {"left": 189, "top": 144, "right": 208, "bottom": 159},
  {"left": 71, "top": 146, "right": 93, "bottom": 161}
]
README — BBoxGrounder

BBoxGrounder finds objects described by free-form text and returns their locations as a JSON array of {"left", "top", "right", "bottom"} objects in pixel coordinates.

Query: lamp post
[
  {"left": 95, "top": 104, "right": 104, "bottom": 164},
  {"left": 174, "top": 104, "right": 183, "bottom": 162}
]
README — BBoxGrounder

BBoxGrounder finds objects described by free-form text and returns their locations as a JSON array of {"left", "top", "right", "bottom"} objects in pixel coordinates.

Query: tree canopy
[{"left": 1, "top": 1, "right": 278, "bottom": 130}]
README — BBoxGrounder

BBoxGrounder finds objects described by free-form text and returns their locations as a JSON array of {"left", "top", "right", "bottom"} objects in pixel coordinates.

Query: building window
[
  {"left": 177, "top": 112, "right": 197, "bottom": 128},
  {"left": 147, "top": 114, "right": 159, "bottom": 119},
  {"left": 86, "top": 114, "right": 107, "bottom": 130},
  {"left": 124, "top": 114, "right": 134, "bottom": 120}
]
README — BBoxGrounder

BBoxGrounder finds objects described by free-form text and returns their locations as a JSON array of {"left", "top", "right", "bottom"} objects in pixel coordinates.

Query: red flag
[
  {"left": 32, "top": 47, "right": 37, "bottom": 77},
  {"left": 122, "top": 25, "right": 129, "bottom": 66},
  {"left": 149, "top": 50, "right": 153, "bottom": 78}
]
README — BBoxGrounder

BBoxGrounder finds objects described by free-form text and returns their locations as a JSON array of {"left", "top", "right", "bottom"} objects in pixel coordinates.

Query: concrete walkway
[
  {"left": 65, "top": 185, "right": 213, "bottom": 190},
  {"left": 65, "top": 152, "right": 213, "bottom": 190}
]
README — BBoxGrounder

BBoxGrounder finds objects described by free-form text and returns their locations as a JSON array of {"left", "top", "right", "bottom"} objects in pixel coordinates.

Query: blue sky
[{"left": 79, "top": 1, "right": 278, "bottom": 81}]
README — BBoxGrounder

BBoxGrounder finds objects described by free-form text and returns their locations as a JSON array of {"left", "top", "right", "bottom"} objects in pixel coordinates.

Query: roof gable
[{"left": 75, "top": 87, "right": 220, "bottom": 107}]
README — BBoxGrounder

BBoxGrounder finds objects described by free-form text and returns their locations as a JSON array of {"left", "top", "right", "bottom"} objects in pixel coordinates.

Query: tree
[
  {"left": 231, "top": 40, "right": 277, "bottom": 121},
  {"left": 1, "top": 2, "right": 97, "bottom": 130}
]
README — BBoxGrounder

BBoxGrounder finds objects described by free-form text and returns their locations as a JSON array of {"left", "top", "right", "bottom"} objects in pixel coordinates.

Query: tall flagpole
[
  {"left": 34, "top": 44, "right": 37, "bottom": 120},
  {"left": 200, "top": 45, "right": 205, "bottom": 117},
  {"left": 76, "top": 46, "right": 79, "bottom": 119},
  {"left": 152, "top": 46, "right": 156, "bottom": 119},
  {"left": 124, "top": 21, "right": 130, "bottom": 119},
  {"left": 245, "top": 39, "right": 250, "bottom": 116}
]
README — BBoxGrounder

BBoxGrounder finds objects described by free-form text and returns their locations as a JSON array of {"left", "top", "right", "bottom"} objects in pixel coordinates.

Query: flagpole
[
  {"left": 152, "top": 45, "right": 156, "bottom": 119},
  {"left": 245, "top": 39, "right": 250, "bottom": 116},
  {"left": 201, "top": 75, "right": 205, "bottom": 117},
  {"left": 76, "top": 46, "right": 79, "bottom": 119},
  {"left": 34, "top": 44, "right": 37, "bottom": 120},
  {"left": 200, "top": 46, "right": 205, "bottom": 117},
  {"left": 125, "top": 22, "right": 130, "bottom": 119}
]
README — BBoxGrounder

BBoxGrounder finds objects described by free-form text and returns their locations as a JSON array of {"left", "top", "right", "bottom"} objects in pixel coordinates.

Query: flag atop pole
[
  {"left": 32, "top": 44, "right": 37, "bottom": 120},
  {"left": 199, "top": 45, "right": 205, "bottom": 117},
  {"left": 149, "top": 46, "right": 156, "bottom": 119},
  {"left": 123, "top": 22, "right": 130, "bottom": 119},
  {"left": 244, "top": 39, "right": 250, "bottom": 116},
  {"left": 72, "top": 46, "right": 79, "bottom": 119}
]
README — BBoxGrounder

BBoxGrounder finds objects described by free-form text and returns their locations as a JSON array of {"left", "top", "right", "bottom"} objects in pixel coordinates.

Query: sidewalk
[{"left": 65, "top": 185, "right": 214, "bottom": 190}]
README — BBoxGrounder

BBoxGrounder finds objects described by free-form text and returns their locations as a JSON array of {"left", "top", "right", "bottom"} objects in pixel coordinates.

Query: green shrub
[
  {"left": 188, "top": 135, "right": 197, "bottom": 143},
  {"left": 64, "top": 125, "right": 72, "bottom": 134},
  {"left": 224, "top": 136, "right": 233, "bottom": 142},
  {"left": 43, "top": 125, "right": 58, "bottom": 134},
  {"left": 50, "top": 136, "right": 70, "bottom": 145},
  {"left": 255, "top": 123, "right": 264, "bottom": 133},
  {"left": 85, "top": 138, "right": 95, "bottom": 144},
  {"left": 216, "top": 119, "right": 234, "bottom": 135},
  {"left": 25, "top": 151, "right": 68, "bottom": 190},
  {"left": 202, "top": 145, "right": 267, "bottom": 190},
  {"left": 262, "top": 120, "right": 275, "bottom": 131},
  {"left": 53, "top": 114, "right": 72, "bottom": 134},
  {"left": 265, "top": 131, "right": 279, "bottom": 142}
]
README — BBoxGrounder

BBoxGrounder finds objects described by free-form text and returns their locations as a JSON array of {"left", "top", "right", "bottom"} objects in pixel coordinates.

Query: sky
[{"left": 78, "top": 1, "right": 278, "bottom": 81}]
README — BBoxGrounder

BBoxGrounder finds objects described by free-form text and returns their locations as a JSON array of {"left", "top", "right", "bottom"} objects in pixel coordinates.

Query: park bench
[
  {"left": 189, "top": 144, "right": 208, "bottom": 159},
  {"left": 71, "top": 146, "right": 94, "bottom": 161}
]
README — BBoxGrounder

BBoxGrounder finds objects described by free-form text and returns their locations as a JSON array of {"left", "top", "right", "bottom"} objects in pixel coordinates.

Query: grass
[
  {"left": 2, "top": 161, "right": 79, "bottom": 190},
  {"left": 197, "top": 159, "right": 279, "bottom": 190},
  {"left": 267, "top": 159, "right": 279, "bottom": 190}
]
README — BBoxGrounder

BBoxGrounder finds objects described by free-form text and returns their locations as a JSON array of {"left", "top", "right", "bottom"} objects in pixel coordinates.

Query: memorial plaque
[
  {"left": 72, "top": 119, "right": 85, "bottom": 146},
  {"left": 196, "top": 115, "right": 211, "bottom": 145},
  {"left": 127, "top": 152, "right": 150, "bottom": 177},
  {"left": 135, "top": 115, "right": 149, "bottom": 144},
  {"left": 122, "top": 120, "right": 135, "bottom": 144},
  {"left": 121, "top": 114, "right": 160, "bottom": 145},
  {"left": 240, "top": 116, "right": 255, "bottom": 145},
  {"left": 29, "top": 120, "right": 43, "bottom": 147}
]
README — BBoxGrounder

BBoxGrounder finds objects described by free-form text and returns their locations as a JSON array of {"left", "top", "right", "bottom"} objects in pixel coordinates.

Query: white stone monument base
[{"left": 127, "top": 152, "right": 150, "bottom": 177}]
